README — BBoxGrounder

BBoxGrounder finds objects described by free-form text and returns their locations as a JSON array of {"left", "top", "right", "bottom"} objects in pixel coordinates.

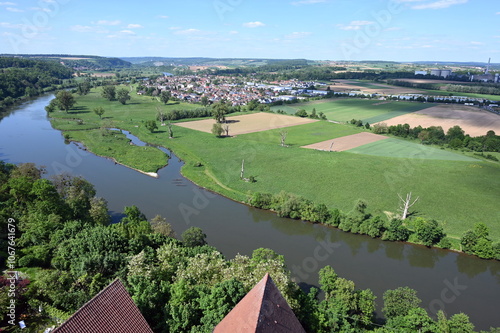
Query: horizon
[{"left": 1, "top": 0, "right": 499, "bottom": 63}]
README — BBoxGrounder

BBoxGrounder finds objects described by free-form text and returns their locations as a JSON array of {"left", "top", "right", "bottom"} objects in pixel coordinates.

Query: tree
[
  {"left": 101, "top": 85, "right": 116, "bottom": 101},
  {"left": 447, "top": 125, "right": 465, "bottom": 142},
  {"left": 181, "top": 227, "right": 207, "bottom": 247},
  {"left": 150, "top": 214, "right": 175, "bottom": 237},
  {"left": 167, "top": 122, "right": 174, "bottom": 139},
  {"left": 382, "top": 286, "right": 421, "bottom": 319},
  {"left": 414, "top": 218, "right": 444, "bottom": 247},
  {"left": 159, "top": 90, "right": 171, "bottom": 105},
  {"left": 295, "top": 109, "right": 308, "bottom": 117},
  {"left": 93, "top": 106, "right": 105, "bottom": 119},
  {"left": 279, "top": 130, "right": 288, "bottom": 147},
  {"left": 156, "top": 107, "right": 167, "bottom": 126},
  {"left": 76, "top": 81, "right": 91, "bottom": 96},
  {"left": 309, "top": 108, "right": 318, "bottom": 119},
  {"left": 222, "top": 122, "right": 230, "bottom": 136},
  {"left": 55, "top": 91, "right": 75, "bottom": 113},
  {"left": 212, "top": 101, "right": 229, "bottom": 123},
  {"left": 117, "top": 88, "right": 131, "bottom": 105},
  {"left": 398, "top": 192, "right": 419, "bottom": 220},
  {"left": 212, "top": 123, "right": 223, "bottom": 137},
  {"left": 145, "top": 120, "right": 158, "bottom": 133},
  {"left": 200, "top": 96, "right": 209, "bottom": 106}
]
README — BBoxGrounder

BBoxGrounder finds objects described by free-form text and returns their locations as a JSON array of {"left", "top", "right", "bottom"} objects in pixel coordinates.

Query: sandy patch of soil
[
  {"left": 176, "top": 112, "right": 318, "bottom": 135},
  {"left": 302, "top": 132, "right": 388, "bottom": 152},
  {"left": 376, "top": 105, "right": 500, "bottom": 137}
]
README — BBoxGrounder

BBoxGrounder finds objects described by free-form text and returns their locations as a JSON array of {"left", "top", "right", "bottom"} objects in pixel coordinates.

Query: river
[{"left": 1, "top": 94, "right": 499, "bottom": 329}]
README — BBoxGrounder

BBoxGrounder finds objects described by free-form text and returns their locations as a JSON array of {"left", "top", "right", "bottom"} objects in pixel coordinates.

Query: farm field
[
  {"left": 271, "top": 99, "right": 436, "bottom": 124},
  {"left": 329, "top": 79, "right": 424, "bottom": 94},
  {"left": 347, "top": 138, "right": 479, "bottom": 161},
  {"left": 302, "top": 132, "right": 388, "bottom": 152},
  {"left": 175, "top": 112, "right": 318, "bottom": 135},
  {"left": 379, "top": 105, "right": 500, "bottom": 137},
  {"left": 56, "top": 88, "right": 500, "bottom": 241}
]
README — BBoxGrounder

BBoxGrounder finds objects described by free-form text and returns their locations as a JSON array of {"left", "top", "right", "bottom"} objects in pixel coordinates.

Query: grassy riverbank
[{"left": 49, "top": 86, "right": 500, "bottom": 242}]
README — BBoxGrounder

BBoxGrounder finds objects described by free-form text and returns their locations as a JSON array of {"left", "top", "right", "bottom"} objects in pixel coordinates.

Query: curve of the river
[{"left": 1, "top": 94, "right": 499, "bottom": 329}]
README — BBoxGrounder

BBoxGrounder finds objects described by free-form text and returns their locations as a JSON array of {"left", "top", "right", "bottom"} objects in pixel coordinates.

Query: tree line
[
  {"left": 372, "top": 123, "right": 500, "bottom": 153},
  {"left": 247, "top": 190, "right": 500, "bottom": 260},
  {"left": 2, "top": 162, "right": 499, "bottom": 332},
  {"left": 0, "top": 57, "right": 73, "bottom": 111}
]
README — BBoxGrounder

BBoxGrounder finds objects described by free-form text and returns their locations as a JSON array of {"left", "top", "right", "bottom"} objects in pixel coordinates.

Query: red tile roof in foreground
[
  {"left": 214, "top": 273, "right": 306, "bottom": 333},
  {"left": 53, "top": 278, "right": 153, "bottom": 333}
]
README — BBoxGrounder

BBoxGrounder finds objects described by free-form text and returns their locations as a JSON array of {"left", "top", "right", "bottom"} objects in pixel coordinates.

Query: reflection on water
[{"left": 0, "top": 94, "right": 499, "bottom": 329}]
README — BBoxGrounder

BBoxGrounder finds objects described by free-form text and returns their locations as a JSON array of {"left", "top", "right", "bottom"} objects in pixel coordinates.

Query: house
[
  {"left": 214, "top": 273, "right": 306, "bottom": 333},
  {"left": 53, "top": 279, "right": 153, "bottom": 333}
]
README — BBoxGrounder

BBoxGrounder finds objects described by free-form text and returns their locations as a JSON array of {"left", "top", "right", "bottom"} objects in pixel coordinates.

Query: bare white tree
[
  {"left": 223, "top": 122, "right": 230, "bottom": 136},
  {"left": 398, "top": 192, "right": 419, "bottom": 220},
  {"left": 329, "top": 140, "right": 335, "bottom": 152},
  {"left": 240, "top": 159, "right": 245, "bottom": 179},
  {"left": 279, "top": 130, "right": 288, "bottom": 147}
]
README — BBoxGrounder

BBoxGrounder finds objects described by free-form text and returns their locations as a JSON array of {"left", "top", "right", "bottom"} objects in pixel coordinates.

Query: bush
[
  {"left": 383, "top": 219, "right": 411, "bottom": 242},
  {"left": 295, "top": 109, "right": 308, "bottom": 117},
  {"left": 211, "top": 123, "right": 224, "bottom": 137},
  {"left": 437, "top": 237, "right": 452, "bottom": 249}
]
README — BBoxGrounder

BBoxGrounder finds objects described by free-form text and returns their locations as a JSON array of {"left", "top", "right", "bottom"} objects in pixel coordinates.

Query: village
[{"left": 137, "top": 74, "right": 329, "bottom": 105}]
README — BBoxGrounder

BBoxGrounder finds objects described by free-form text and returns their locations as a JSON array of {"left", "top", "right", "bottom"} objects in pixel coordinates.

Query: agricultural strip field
[
  {"left": 302, "top": 132, "right": 388, "bottom": 152},
  {"left": 271, "top": 99, "right": 436, "bottom": 124},
  {"left": 61, "top": 87, "right": 500, "bottom": 240},
  {"left": 347, "top": 138, "right": 479, "bottom": 161},
  {"left": 379, "top": 105, "right": 500, "bottom": 137},
  {"left": 175, "top": 112, "right": 318, "bottom": 135},
  {"left": 328, "top": 79, "right": 423, "bottom": 94}
]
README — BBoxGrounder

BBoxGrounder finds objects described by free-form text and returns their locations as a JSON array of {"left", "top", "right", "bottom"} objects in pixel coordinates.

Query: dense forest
[
  {"left": 1, "top": 162, "right": 499, "bottom": 332},
  {"left": 0, "top": 57, "right": 73, "bottom": 111}
]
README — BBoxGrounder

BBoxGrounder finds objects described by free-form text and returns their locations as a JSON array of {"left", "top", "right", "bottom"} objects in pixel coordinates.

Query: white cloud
[
  {"left": 496, "top": 12, "right": 500, "bottom": 15},
  {"left": 470, "top": 41, "right": 483, "bottom": 45},
  {"left": 29, "top": 7, "right": 51, "bottom": 12},
  {"left": 70, "top": 25, "right": 108, "bottom": 33},
  {"left": 291, "top": 0, "right": 326, "bottom": 5},
  {"left": 6, "top": 7, "right": 23, "bottom": 12},
  {"left": 175, "top": 28, "right": 201, "bottom": 35},
  {"left": 0, "top": 22, "right": 22, "bottom": 28},
  {"left": 337, "top": 20, "right": 374, "bottom": 31},
  {"left": 229, "top": 30, "right": 239, "bottom": 34},
  {"left": 409, "top": 0, "right": 468, "bottom": 10},
  {"left": 242, "top": 21, "right": 266, "bottom": 28},
  {"left": 127, "top": 24, "right": 143, "bottom": 29},
  {"left": 285, "top": 31, "right": 312, "bottom": 39},
  {"left": 94, "top": 20, "right": 121, "bottom": 26},
  {"left": 169, "top": 26, "right": 181, "bottom": 30},
  {"left": 120, "top": 30, "right": 135, "bottom": 35},
  {"left": 158, "top": 15, "right": 169, "bottom": 19},
  {"left": 0, "top": 2, "right": 15, "bottom": 5}
]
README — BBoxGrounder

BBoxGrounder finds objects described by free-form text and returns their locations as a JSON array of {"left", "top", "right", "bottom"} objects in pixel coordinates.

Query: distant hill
[
  {"left": 119, "top": 57, "right": 315, "bottom": 67},
  {"left": 0, "top": 54, "right": 132, "bottom": 70}
]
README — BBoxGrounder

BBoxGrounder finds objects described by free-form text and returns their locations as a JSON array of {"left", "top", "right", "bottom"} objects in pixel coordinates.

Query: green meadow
[
  {"left": 271, "top": 99, "right": 436, "bottom": 124},
  {"left": 348, "top": 138, "right": 479, "bottom": 161},
  {"left": 50, "top": 86, "right": 500, "bottom": 241}
]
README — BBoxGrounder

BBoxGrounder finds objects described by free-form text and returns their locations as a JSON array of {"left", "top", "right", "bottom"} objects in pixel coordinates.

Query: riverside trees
[{"left": 0, "top": 161, "right": 492, "bottom": 332}]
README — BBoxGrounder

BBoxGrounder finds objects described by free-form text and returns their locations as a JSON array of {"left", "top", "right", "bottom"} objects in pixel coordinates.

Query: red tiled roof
[
  {"left": 53, "top": 279, "right": 153, "bottom": 333},
  {"left": 213, "top": 273, "right": 306, "bottom": 333}
]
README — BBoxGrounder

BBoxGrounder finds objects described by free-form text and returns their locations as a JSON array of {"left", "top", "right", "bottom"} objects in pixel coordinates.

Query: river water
[{"left": 1, "top": 94, "right": 499, "bottom": 329}]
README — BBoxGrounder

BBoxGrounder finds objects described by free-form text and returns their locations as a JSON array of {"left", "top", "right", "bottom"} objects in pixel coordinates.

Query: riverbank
[{"left": 48, "top": 87, "right": 500, "bottom": 245}]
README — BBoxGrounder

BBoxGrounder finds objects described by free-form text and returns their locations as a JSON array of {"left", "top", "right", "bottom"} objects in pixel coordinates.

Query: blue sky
[{"left": 1, "top": 0, "right": 499, "bottom": 62}]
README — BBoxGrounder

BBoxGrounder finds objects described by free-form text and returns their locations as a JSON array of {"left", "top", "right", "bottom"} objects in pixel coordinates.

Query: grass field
[
  {"left": 50, "top": 87, "right": 500, "bottom": 242},
  {"left": 348, "top": 138, "right": 479, "bottom": 161},
  {"left": 271, "top": 99, "right": 436, "bottom": 124}
]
